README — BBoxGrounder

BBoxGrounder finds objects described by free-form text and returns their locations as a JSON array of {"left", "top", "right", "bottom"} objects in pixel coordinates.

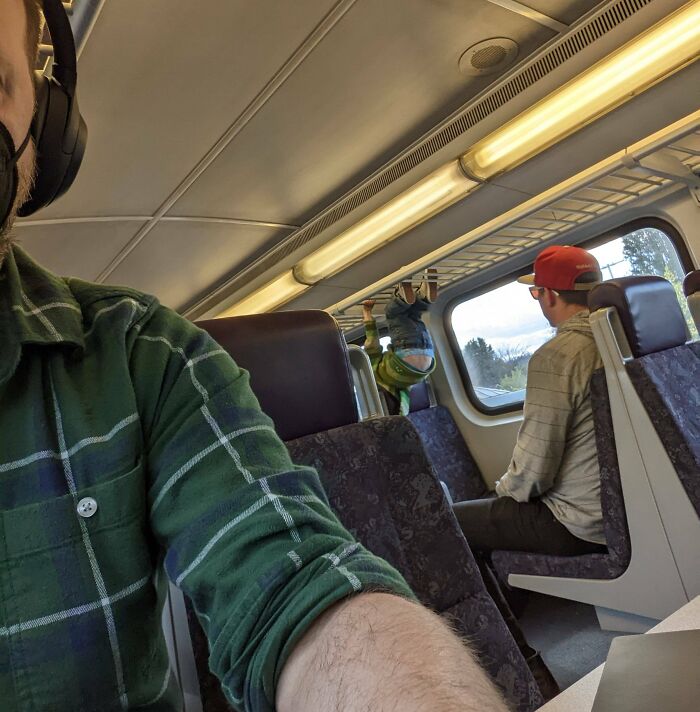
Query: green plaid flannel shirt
[{"left": 0, "top": 246, "right": 412, "bottom": 711}]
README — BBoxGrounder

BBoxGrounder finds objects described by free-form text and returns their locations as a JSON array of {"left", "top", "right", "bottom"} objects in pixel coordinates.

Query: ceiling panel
[
  {"left": 36, "top": 0, "right": 338, "bottom": 220},
  {"left": 12, "top": 221, "right": 145, "bottom": 281},
  {"left": 107, "top": 221, "right": 284, "bottom": 311},
  {"left": 168, "top": 0, "right": 559, "bottom": 226}
]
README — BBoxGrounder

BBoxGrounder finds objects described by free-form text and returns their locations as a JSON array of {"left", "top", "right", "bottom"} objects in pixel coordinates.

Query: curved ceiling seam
[
  {"left": 15, "top": 216, "right": 151, "bottom": 228},
  {"left": 160, "top": 217, "right": 300, "bottom": 231},
  {"left": 92, "top": 0, "right": 359, "bottom": 284},
  {"left": 483, "top": 0, "right": 569, "bottom": 33},
  {"left": 16, "top": 217, "right": 300, "bottom": 231}
]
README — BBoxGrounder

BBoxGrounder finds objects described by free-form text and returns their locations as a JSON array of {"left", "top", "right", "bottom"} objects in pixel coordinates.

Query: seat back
[
  {"left": 287, "top": 416, "right": 542, "bottom": 711},
  {"left": 684, "top": 270, "right": 700, "bottom": 331},
  {"left": 408, "top": 379, "right": 435, "bottom": 412},
  {"left": 589, "top": 276, "right": 688, "bottom": 358},
  {"left": 626, "top": 345, "right": 700, "bottom": 517},
  {"left": 197, "top": 310, "right": 358, "bottom": 440},
  {"left": 589, "top": 277, "right": 699, "bottom": 518},
  {"left": 589, "top": 276, "right": 700, "bottom": 598},
  {"left": 491, "top": 369, "right": 631, "bottom": 582},
  {"left": 407, "top": 399, "right": 488, "bottom": 501}
]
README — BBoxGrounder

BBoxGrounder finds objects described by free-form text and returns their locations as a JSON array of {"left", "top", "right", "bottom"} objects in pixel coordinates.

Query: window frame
[{"left": 445, "top": 217, "right": 694, "bottom": 415}]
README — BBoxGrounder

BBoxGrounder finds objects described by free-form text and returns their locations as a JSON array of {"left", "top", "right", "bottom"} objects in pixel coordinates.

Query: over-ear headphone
[{"left": 18, "top": 0, "right": 87, "bottom": 216}]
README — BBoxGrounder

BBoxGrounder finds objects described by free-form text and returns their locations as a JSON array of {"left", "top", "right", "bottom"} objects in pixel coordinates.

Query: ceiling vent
[
  {"left": 459, "top": 38, "right": 519, "bottom": 77},
  {"left": 187, "top": 0, "right": 656, "bottom": 319}
]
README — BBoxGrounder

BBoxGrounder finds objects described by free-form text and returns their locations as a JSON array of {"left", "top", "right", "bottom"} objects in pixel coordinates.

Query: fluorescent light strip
[
  {"left": 218, "top": 270, "right": 309, "bottom": 317},
  {"left": 294, "top": 161, "right": 478, "bottom": 285},
  {"left": 461, "top": 0, "right": 700, "bottom": 180},
  {"left": 217, "top": 162, "right": 476, "bottom": 316}
]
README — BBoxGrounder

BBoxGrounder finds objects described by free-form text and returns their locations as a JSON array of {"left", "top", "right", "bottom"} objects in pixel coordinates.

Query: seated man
[
  {"left": 453, "top": 245, "right": 607, "bottom": 701},
  {"left": 362, "top": 271, "right": 438, "bottom": 415},
  {"left": 454, "top": 245, "right": 607, "bottom": 557}
]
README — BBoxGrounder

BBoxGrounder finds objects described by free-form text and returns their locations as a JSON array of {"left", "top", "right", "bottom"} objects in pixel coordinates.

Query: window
[{"left": 450, "top": 222, "right": 695, "bottom": 412}]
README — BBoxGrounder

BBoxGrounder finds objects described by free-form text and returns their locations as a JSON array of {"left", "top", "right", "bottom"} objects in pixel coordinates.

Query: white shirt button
[{"left": 77, "top": 497, "right": 98, "bottom": 518}]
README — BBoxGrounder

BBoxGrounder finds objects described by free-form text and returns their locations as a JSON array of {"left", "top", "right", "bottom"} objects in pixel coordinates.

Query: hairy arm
[{"left": 277, "top": 593, "right": 508, "bottom": 712}]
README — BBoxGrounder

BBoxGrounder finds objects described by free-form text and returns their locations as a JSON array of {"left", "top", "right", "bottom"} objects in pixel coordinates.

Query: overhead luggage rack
[
  {"left": 332, "top": 115, "right": 700, "bottom": 333},
  {"left": 37, "top": 0, "right": 105, "bottom": 70}
]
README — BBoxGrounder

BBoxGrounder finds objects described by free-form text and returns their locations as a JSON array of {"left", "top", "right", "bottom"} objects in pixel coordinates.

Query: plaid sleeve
[{"left": 128, "top": 305, "right": 414, "bottom": 711}]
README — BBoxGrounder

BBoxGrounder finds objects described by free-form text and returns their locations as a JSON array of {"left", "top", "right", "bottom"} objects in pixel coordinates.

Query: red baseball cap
[{"left": 517, "top": 245, "right": 601, "bottom": 291}]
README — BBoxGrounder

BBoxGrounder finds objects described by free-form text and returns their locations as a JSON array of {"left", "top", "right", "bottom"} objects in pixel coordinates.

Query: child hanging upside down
[{"left": 362, "top": 270, "right": 438, "bottom": 415}]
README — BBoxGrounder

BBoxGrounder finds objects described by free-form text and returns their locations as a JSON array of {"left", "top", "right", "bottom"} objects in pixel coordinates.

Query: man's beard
[{"left": 0, "top": 146, "right": 36, "bottom": 267}]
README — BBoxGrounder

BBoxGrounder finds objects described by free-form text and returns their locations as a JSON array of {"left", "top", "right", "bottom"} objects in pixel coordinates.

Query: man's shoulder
[
  {"left": 65, "top": 277, "right": 171, "bottom": 339},
  {"left": 66, "top": 276, "right": 158, "bottom": 313},
  {"left": 531, "top": 328, "right": 598, "bottom": 372}
]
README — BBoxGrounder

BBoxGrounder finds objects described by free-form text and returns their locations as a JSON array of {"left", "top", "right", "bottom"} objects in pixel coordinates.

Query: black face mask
[{"left": 0, "top": 121, "right": 30, "bottom": 233}]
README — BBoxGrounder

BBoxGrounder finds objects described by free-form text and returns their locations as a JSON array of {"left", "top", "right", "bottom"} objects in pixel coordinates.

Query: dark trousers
[{"left": 453, "top": 495, "right": 606, "bottom": 556}]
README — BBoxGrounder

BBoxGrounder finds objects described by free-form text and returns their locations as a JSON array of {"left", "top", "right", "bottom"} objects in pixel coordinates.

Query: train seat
[
  {"left": 197, "top": 310, "right": 359, "bottom": 442},
  {"left": 491, "top": 369, "right": 631, "bottom": 582},
  {"left": 186, "top": 310, "right": 542, "bottom": 712},
  {"left": 684, "top": 269, "right": 700, "bottom": 331},
  {"left": 489, "top": 277, "right": 694, "bottom": 633},
  {"left": 590, "top": 277, "right": 700, "bottom": 597},
  {"left": 407, "top": 381, "right": 489, "bottom": 501}
]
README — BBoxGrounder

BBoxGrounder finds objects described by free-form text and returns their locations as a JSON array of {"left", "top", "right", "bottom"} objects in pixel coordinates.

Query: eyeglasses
[{"left": 529, "top": 286, "right": 559, "bottom": 300}]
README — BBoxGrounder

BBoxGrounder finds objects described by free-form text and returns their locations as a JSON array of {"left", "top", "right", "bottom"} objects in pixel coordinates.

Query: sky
[{"left": 451, "top": 238, "right": 631, "bottom": 355}]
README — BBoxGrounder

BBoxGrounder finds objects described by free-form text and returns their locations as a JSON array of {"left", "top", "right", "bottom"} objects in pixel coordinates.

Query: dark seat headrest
[
  {"left": 683, "top": 270, "right": 700, "bottom": 297},
  {"left": 197, "top": 310, "right": 358, "bottom": 441},
  {"left": 409, "top": 381, "right": 432, "bottom": 413},
  {"left": 588, "top": 276, "right": 687, "bottom": 358}
]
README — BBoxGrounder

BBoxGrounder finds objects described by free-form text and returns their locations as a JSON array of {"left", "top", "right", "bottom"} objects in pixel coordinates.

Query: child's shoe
[
  {"left": 395, "top": 281, "right": 415, "bottom": 304},
  {"left": 417, "top": 268, "right": 439, "bottom": 303}
]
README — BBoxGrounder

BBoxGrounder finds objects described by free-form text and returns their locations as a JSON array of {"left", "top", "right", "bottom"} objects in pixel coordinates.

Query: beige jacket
[{"left": 495, "top": 311, "right": 606, "bottom": 544}]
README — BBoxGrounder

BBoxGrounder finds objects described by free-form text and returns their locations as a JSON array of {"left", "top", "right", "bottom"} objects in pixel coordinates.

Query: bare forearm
[{"left": 277, "top": 593, "right": 508, "bottom": 712}]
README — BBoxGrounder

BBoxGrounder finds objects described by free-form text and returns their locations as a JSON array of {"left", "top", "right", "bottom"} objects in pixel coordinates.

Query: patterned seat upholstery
[
  {"left": 287, "top": 416, "right": 543, "bottom": 712},
  {"left": 626, "top": 342, "right": 700, "bottom": 518},
  {"left": 491, "top": 370, "right": 631, "bottom": 582},
  {"left": 408, "top": 404, "right": 488, "bottom": 501}
]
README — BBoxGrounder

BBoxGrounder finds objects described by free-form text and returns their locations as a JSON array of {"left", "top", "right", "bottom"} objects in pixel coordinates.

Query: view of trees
[
  {"left": 462, "top": 337, "right": 531, "bottom": 392},
  {"left": 623, "top": 228, "right": 698, "bottom": 338},
  {"left": 622, "top": 228, "right": 680, "bottom": 276}
]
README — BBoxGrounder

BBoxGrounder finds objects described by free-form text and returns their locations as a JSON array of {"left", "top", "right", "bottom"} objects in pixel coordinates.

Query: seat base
[{"left": 594, "top": 606, "right": 659, "bottom": 633}]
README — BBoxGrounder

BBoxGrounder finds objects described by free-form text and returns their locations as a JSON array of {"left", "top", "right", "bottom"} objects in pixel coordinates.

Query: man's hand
[
  {"left": 362, "top": 300, "right": 376, "bottom": 322},
  {"left": 277, "top": 593, "right": 508, "bottom": 712}
]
